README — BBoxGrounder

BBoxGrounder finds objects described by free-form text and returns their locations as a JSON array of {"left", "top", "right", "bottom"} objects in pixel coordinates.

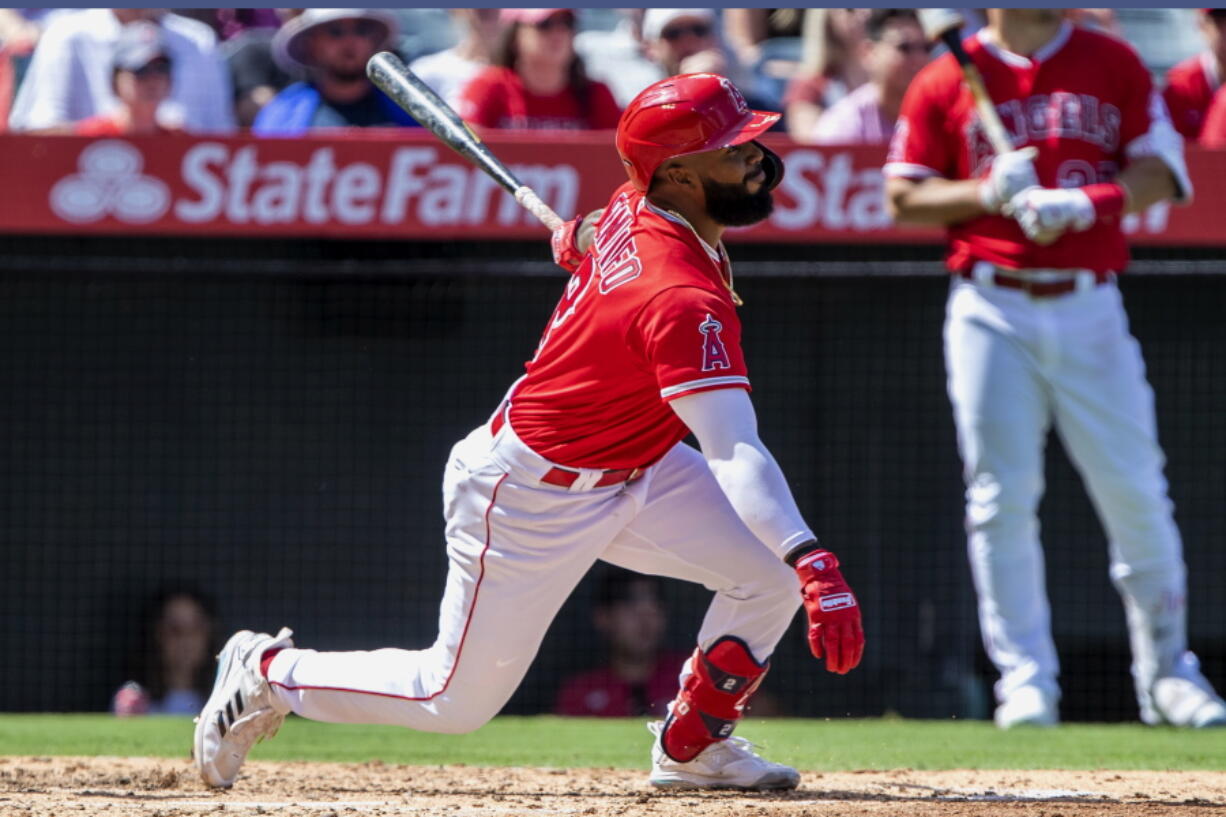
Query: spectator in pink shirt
[{"left": 806, "top": 8, "right": 930, "bottom": 146}]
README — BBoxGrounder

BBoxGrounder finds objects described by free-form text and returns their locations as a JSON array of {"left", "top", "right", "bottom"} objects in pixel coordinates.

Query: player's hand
[
  {"left": 1008, "top": 186, "right": 1096, "bottom": 246},
  {"left": 978, "top": 147, "right": 1039, "bottom": 214},
  {"left": 793, "top": 549, "right": 864, "bottom": 674},
  {"left": 550, "top": 216, "right": 585, "bottom": 271},
  {"left": 550, "top": 209, "right": 604, "bottom": 271}
]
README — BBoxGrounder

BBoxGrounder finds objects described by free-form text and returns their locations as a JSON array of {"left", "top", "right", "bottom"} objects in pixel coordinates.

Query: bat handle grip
[{"left": 514, "top": 186, "right": 565, "bottom": 232}]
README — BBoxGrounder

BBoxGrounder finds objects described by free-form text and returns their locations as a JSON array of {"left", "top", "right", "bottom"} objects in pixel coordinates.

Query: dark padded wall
[{"left": 2, "top": 241, "right": 1222, "bottom": 722}]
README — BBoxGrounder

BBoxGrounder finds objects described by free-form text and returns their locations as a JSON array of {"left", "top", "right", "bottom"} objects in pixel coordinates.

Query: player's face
[
  {"left": 594, "top": 584, "right": 666, "bottom": 659},
  {"left": 308, "top": 18, "right": 383, "bottom": 81},
  {"left": 114, "top": 58, "right": 172, "bottom": 108},
  {"left": 698, "top": 142, "right": 775, "bottom": 227},
  {"left": 516, "top": 12, "right": 576, "bottom": 68},
  {"left": 156, "top": 595, "right": 212, "bottom": 675},
  {"left": 649, "top": 15, "right": 717, "bottom": 74},
  {"left": 869, "top": 20, "right": 931, "bottom": 97}
]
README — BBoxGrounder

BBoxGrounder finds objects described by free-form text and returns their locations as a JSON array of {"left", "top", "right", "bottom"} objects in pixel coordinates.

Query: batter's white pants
[
  {"left": 265, "top": 417, "right": 799, "bottom": 732},
  {"left": 944, "top": 275, "right": 1196, "bottom": 720}
]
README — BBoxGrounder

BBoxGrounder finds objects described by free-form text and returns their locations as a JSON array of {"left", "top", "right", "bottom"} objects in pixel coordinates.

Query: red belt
[
  {"left": 490, "top": 408, "right": 644, "bottom": 490},
  {"left": 959, "top": 267, "right": 1112, "bottom": 297}
]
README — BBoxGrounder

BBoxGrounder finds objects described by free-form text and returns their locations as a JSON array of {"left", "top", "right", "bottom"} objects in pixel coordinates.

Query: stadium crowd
[{"left": 2, "top": 7, "right": 1226, "bottom": 146}]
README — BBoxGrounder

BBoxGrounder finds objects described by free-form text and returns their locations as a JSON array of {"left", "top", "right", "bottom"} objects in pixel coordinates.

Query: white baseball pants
[
  {"left": 944, "top": 274, "right": 1194, "bottom": 719},
  {"left": 265, "top": 418, "right": 799, "bottom": 732}
]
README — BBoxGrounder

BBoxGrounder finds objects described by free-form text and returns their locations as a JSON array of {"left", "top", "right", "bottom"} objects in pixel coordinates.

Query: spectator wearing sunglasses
[
  {"left": 74, "top": 21, "right": 177, "bottom": 136},
  {"left": 253, "top": 8, "right": 417, "bottom": 136},
  {"left": 805, "top": 8, "right": 930, "bottom": 145},
  {"left": 458, "top": 8, "right": 621, "bottom": 130},
  {"left": 1165, "top": 9, "right": 1226, "bottom": 144},
  {"left": 641, "top": 8, "right": 729, "bottom": 79}
]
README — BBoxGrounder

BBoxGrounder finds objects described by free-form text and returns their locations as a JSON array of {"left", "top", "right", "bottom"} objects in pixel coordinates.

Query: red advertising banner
[{"left": 0, "top": 131, "right": 1222, "bottom": 245}]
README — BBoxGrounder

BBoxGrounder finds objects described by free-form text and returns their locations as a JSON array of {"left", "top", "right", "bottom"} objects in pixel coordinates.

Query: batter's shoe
[
  {"left": 647, "top": 721, "right": 800, "bottom": 790},
  {"left": 994, "top": 685, "right": 1059, "bottom": 729},
  {"left": 1150, "top": 677, "right": 1226, "bottom": 728},
  {"left": 194, "top": 627, "right": 294, "bottom": 788}
]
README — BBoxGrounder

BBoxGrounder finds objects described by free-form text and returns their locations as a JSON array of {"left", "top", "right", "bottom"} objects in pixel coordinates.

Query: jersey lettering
[
  {"left": 966, "top": 94, "right": 1122, "bottom": 173},
  {"left": 699, "top": 313, "right": 731, "bottom": 372},
  {"left": 594, "top": 193, "right": 643, "bottom": 293}
]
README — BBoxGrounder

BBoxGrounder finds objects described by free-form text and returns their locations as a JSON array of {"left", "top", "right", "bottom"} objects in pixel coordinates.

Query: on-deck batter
[
  {"left": 194, "top": 72, "right": 865, "bottom": 789},
  {"left": 886, "top": 8, "right": 1226, "bottom": 729}
]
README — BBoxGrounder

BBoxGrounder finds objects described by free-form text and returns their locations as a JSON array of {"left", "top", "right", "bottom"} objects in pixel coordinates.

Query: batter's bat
[
  {"left": 366, "top": 51, "right": 565, "bottom": 231},
  {"left": 917, "top": 9, "right": 1014, "bottom": 156}
]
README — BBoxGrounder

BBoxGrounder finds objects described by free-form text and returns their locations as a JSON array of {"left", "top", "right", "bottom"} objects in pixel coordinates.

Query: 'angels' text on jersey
[{"left": 884, "top": 22, "right": 1189, "bottom": 274}]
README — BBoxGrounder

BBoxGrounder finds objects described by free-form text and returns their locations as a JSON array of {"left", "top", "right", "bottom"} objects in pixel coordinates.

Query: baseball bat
[
  {"left": 366, "top": 51, "right": 565, "bottom": 231},
  {"left": 917, "top": 9, "right": 1014, "bottom": 156}
]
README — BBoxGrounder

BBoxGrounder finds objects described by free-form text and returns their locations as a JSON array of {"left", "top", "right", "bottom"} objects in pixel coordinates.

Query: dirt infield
[{"left": 2, "top": 756, "right": 1224, "bottom": 816}]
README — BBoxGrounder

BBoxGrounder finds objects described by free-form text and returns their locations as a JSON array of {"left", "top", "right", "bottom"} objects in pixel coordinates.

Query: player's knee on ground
[{"left": 414, "top": 698, "right": 501, "bottom": 735}]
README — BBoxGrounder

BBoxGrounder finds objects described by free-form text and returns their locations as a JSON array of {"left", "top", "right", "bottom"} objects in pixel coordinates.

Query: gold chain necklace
[{"left": 665, "top": 209, "right": 744, "bottom": 307}]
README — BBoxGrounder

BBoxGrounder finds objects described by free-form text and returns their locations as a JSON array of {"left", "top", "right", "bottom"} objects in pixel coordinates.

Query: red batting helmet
[{"left": 615, "top": 73, "right": 782, "bottom": 192}]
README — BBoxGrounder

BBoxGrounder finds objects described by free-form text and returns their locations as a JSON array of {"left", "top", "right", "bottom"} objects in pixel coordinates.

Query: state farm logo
[{"left": 50, "top": 140, "right": 170, "bottom": 224}]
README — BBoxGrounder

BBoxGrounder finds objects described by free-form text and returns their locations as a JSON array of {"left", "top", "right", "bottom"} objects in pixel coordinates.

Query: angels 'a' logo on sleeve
[{"left": 699, "top": 313, "right": 731, "bottom": 372}]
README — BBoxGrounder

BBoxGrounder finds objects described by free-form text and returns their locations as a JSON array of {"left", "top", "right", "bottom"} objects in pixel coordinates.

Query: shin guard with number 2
[{"left": 660, "top": 637, "right": 768, "bottom": 762}]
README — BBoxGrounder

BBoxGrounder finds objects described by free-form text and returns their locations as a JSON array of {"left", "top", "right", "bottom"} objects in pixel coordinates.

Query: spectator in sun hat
[
  {"left": 458, "top": 8, "right": 621, "bottom": 130},
  {"left": 73, "top": 20, "right": 178, "bottom": 135},
  {"left": 253, "top": 8, "right": 418, "bottom": 136}
]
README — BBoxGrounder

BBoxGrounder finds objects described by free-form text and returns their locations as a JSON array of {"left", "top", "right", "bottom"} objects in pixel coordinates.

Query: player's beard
[{"left": 702, "top": 177, "right": 774, "bottom": 227}]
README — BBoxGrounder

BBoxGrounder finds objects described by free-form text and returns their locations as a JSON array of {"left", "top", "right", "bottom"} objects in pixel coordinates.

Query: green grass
[{"left": 1, "top": 715, "right": 1224, "bottom": 770}]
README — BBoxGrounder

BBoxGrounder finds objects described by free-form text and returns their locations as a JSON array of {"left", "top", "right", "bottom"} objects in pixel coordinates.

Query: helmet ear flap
[{"left": 755, "top": 141, "right": 785, "bottom": 192}]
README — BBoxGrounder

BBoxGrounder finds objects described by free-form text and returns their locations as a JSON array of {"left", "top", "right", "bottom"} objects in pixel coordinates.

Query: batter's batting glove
[
  {"left": 1008, "top": 186, "right": 1096, "bottom": 246},
  {"left": 792, "top": 548, "right": 864, "bottom": 674},
  {"left": 977, "top": 147, "right": 1039, "bottom": 215},
  {"left": 550, "top": 216, "right": 585, "bottom": 272},
  {"left": 549, "top": 208, "right": 604, "bottom": 272}
]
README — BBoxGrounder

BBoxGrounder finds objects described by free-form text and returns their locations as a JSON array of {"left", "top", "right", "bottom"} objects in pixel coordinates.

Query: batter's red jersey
[
  {"left": 1163, "top": 53, "right": 1220, "bottom": 141},
  {"left": 507, "top": 182, "right": 750, "bottom": 470},
  {"left": 885, "top": 23, "right": 1169, "bottom": 274}
]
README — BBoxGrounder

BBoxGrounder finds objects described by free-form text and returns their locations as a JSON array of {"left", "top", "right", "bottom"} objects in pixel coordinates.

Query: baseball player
[
  {"left": 194, "top": 73, "right": 865, "bottom": 790},
  {"left": 885, "top": 9, "right": 1226, "bottom": 729}
]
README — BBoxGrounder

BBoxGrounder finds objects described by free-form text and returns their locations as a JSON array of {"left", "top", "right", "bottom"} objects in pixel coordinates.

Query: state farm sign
[
  {"left": 173, "top": 143, "right": 578, "bottom": 228},
  {"left": 1, "top": 131, "right": 1223, "bottom": 245}
]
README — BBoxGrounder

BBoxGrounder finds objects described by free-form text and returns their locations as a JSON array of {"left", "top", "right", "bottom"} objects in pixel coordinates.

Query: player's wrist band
[
  {"left": 784, "top": 539, "right": 822, "bottom": 567},
  {"left": 1080, "top": 183, "right": 1127, "bottom": 221}
]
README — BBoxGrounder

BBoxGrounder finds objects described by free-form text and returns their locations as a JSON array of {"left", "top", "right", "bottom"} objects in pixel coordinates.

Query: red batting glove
[
  {"left": 550, "top": 215, "right": 585, "bottom": 272},
  {"left": 794, "top": 549, "right": 864, "bottom": 674}
]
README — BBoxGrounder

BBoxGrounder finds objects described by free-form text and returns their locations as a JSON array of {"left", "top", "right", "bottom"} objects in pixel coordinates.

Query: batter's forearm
[
  {"left": 886, "top": 176, "right": 987, "bottom": 226},
  {"left": 670, "top": 390, "right": 815, "bottom": 558},
  {"left": 705, "top": 442, "right": 817, "bottom": 558}
]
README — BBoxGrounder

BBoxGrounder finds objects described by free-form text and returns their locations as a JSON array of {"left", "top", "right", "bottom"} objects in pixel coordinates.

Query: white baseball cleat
[
  {"left": 647, "top": 721, "right": 800, "bottom": 790},
  {"left": 994, "top": 685, "right": 1059, "bottom": 729},
  {"left": 1150, "top": 676, "right": 1226, "bottom": 728},
  {"left": 194, "top": 627, "right": 294, "bottom": 788}
]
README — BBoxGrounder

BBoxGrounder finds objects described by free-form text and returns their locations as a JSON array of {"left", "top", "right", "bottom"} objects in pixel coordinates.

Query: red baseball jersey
[
  {"left": 459, "top": 66, "right": 622, "bottom": 130},
  {"left": 1199, "top": 85, "right": 1226, "bottom": 148},
  {"left": 885, "top": 23, "right": 1170, "bottom": 273},
  {"left": 507, "top": 182, "right": 750, "bottom": 470},
  {"left": 1163, "top": 53, "right": 1220, "bottom": 141}
]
